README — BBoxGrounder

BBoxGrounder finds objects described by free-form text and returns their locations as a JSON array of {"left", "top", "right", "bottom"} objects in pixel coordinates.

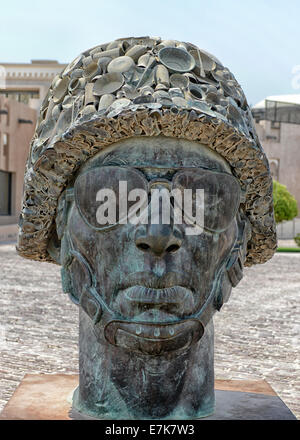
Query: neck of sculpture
[{"left": 73, "top": 309, "right": 215, "bottom": 420}]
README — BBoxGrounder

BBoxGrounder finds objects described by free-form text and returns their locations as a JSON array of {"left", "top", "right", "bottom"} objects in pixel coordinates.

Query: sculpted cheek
[
  {"left": 192, "top": 221, "right": 238, "bottom": 282},
  {"left": 216, "top": 219, "right": 238, "bottom": 260},
  {"left": 68, "top": 205, "right": 101, "bottom": 261}
]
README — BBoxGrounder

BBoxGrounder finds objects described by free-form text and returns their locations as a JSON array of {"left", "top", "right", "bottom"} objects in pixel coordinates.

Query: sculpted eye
[
  {"left": 74, "top": 166, "right": 148, "bottom": 230},
  {"left": 173, "top": 169, "right": 240, "bottom": 232}
]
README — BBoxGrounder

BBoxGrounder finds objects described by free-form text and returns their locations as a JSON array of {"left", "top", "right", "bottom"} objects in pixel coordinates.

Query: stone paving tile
[
  {"left": 0, "top": 244, "right": 299, "bottom": 419},
  {"left": 214, "top": 252, "right": 300, "bottom": 419}
]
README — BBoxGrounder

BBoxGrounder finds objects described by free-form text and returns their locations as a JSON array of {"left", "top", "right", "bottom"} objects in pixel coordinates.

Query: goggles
[{"left": 72, "top": 166, "right": 241, "bottom": 233}]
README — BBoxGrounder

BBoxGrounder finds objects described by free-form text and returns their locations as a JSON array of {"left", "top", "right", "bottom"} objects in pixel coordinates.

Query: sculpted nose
[{"left": 135, "top": 224, "right": 183, "bottom": 256}]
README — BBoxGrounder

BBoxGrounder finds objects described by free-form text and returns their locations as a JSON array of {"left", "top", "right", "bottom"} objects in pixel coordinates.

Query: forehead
[{"left": 78, "top": 136, "right": 232, "bottom": 175}]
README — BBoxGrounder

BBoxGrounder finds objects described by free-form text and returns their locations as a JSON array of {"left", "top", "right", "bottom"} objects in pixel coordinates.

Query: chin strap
[
  {"left": 61, "top": 230, "right": 236, "bottom": 342},
  {"left": 61, "top": 231, "right": 111, "bottom": 325}
]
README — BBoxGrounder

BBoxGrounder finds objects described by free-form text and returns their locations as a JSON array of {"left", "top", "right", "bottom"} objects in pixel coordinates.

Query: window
[
  {"left": 271, "top": 121, "right": 280, "bottom": 129},
  {"left": 0, "top": 105, "right": 9, "bottom": 125},
  {"left": 0, "top": 170, "right": 12, "bottom": 215},
  {"left": 0, "top": 89, "right": 39, "bottom": 105}
]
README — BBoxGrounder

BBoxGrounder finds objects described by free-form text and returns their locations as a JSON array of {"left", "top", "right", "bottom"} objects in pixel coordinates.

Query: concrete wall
[
  {"left": 0, "top": 97, "right": 36, "bottom": 227},
  {"left": 255, "top": 120, "right": 300, "bottom": 213},
  {"left": 276, "top": 218, "right": 300, "bottom": 239},
  {"left": 0, "top": 224, "right": 18, "bottom": 242}
]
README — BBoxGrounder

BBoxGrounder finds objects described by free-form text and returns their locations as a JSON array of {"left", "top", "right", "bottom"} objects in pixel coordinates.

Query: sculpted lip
[
  {"left": 118, "top": 271, "right": 195, "bottom": 291},
  {"left": 104, "top": 273, "right": 202, "bottom": 353},
  {"left": 113, "top": 285, "right": 195, "bottom": 319}
]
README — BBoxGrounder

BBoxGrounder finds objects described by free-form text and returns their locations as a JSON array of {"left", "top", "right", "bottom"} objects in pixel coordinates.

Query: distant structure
[
  {"left": 0, "top": 60, "right": 65, "bottom": 242},
  {"left": 0, "top": 97, "right": 36, "bottom": 241},
  {"left": 0, "top": 60, "right": 67, "bottom": 112},
  {"left": 252, "top": 94, "right": 300, "bottom": 214}
]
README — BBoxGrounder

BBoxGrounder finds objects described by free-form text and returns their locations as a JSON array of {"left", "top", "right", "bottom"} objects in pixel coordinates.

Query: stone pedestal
[{"left": 0, "top": 374, "right": 296, "bottom": 420}]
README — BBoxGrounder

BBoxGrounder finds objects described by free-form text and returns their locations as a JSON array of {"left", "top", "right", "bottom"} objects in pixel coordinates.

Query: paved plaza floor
[{"left": 0, "top": 243, "right": 299, "bottom": 419}]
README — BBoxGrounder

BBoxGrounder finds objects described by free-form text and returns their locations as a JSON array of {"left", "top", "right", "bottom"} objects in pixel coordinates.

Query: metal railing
[{"left": 252, "top": 100, "right": 300, "bottom": 125}]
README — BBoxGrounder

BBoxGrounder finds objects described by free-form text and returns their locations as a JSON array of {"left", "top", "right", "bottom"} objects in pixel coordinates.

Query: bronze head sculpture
[{"left": 17, "top": 37, "right": 277, "bottom": 419}]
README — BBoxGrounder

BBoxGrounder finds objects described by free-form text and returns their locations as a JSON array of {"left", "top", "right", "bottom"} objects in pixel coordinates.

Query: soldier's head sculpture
[{"left": 17, "top": 37, "right": 277, "bottom": 419}]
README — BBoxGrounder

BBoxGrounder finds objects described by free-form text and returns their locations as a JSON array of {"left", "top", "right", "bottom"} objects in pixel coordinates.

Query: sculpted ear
[
  {"left": 214, "top": 212, "right": 251, "bottom": 310},
  {"left": 56, "top": 188, "right": 74, "bottom": 240},
  {"left": 47, "top": 188, "right": 74, "bottom": 264}
]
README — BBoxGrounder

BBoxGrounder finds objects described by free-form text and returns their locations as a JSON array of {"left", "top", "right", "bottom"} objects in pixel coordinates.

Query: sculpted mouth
[
  {"left": 118, "top": 271, "right": 195, "bottom": 291},
  {"left": 102, "top": 272, "right": 202, "bottom": 355},
  {"left": 105, "top": 280, "right": 202, "bottom": 355},
  {"left": 113, "top": 285, "right": 196, "bottom": 319}
]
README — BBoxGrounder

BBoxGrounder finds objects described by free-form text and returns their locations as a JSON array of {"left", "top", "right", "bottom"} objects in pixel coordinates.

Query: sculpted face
[{"left": 60, "top": 136, "right": 243, "bottom": 357}]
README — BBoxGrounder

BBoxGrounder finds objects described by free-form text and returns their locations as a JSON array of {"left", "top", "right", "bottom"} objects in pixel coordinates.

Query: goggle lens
[{"left": 74, "top": 166, "right": 240, "bottom": 232}]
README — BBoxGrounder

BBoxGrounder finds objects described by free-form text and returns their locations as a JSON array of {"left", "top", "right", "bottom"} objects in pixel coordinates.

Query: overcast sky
[{"left": 0, "top": 0, "right": 299, "bottom": 105}]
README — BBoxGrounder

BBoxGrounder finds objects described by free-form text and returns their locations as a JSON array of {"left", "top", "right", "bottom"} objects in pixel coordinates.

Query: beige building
[
  {"left": 0, "top": 60, "right": 67, "bottom": 112},
  {"left": 253, "top": 94, "right": 300, "bottom": 211},
  {"left": 0, "top": 60, "right": 66, "bottom": 241},
  {"left": 253, "top": 94, "right": 300, "bottom": 239},
  {"left": 0, "top": 97, "right": 36, "bottom": 241}
]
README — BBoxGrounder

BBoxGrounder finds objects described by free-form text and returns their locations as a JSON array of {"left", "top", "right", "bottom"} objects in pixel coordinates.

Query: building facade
[
  {"left": 0, "top": 60, "right": 66, "bottom": 241},
  {"left": 253, "top": 94, "right": 300, "bottom": 212},
  {"left": 0, "top": 97, "right": 36, "bottom": 240},
  {"left": 0, "top": 60, "right": 67, "bottom": 112}
]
